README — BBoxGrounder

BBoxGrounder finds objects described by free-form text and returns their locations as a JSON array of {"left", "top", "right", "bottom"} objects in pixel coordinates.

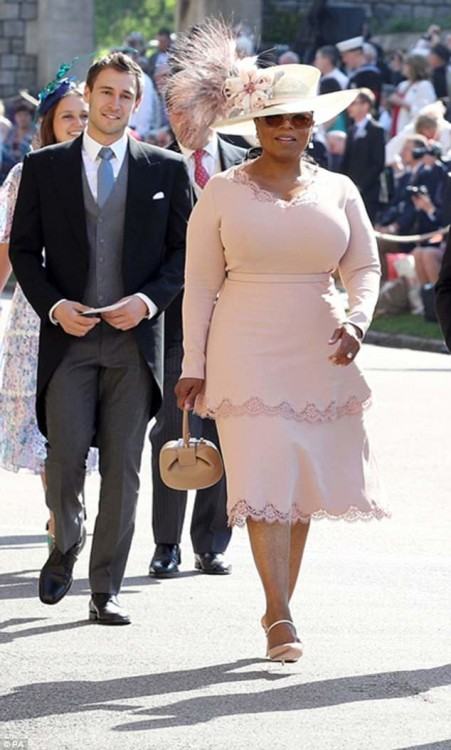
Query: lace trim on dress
[
  {"left": 229, "top": 499, "right": 390, "bottom": 527},
  {"left": 196, "top": 394, "right": 371, "bottom": 424},
  {"left": 227, "top": 163, "right": 319, "bottom": 208}
]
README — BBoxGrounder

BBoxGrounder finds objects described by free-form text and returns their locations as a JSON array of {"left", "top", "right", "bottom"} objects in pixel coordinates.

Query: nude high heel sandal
[{"left": 266, "top": 620, "right": 303, "bottom": 664}]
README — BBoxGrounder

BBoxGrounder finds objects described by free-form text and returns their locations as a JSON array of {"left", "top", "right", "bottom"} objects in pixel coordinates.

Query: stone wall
[
  {"left": 0, "top": 0, "right": 38, "bottom": 100},
  {"left": 263, "top": 0, "right": 451, "bottom": 34},
  {"left": 0, "top": 0, "right": 94, "bottom": 103},
  {"left": 176, "top": 0, "right": 262, "bottom": 36}
]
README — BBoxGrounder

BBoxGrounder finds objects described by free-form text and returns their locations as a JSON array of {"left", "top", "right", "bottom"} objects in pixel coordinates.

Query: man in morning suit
[
  {"left": 9, "top": 53, "right": 191, "bottom": 624},
  {"left": 148, "top": 100, "right": 247, "bottom": 578},
  {"left": 341, "top": 87, "right": 385, "bottom": 223}
]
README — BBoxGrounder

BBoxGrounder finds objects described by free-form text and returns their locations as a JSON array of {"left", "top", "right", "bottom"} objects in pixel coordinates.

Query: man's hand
[
  {"left": 53, "top": 301, "right": 100, "bottom": 337},
  {"left": 101, "top": 295, "right": 148, "bottom": 330}
]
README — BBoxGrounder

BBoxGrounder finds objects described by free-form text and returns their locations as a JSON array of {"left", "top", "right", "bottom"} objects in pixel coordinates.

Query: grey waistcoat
[{"left": 81, "top": 155, "right": 129, "bottom": 308}]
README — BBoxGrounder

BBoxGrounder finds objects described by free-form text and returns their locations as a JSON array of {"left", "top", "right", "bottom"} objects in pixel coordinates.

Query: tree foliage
[{"left": 95, "top": 0, "right": 176, "bottom": 51}]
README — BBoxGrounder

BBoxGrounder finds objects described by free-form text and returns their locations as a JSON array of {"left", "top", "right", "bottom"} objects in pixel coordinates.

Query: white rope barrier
[{"left": 374, "top": 225, "right": 450, "bottom": 244}]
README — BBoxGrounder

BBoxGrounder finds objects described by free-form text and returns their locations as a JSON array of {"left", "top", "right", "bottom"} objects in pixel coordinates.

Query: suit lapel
[
  {"left": 50, "top": 136, "right": 89, "bottom": 255},
  {"left": 218, "top": 138, "right": 246, "bottom": 170}
]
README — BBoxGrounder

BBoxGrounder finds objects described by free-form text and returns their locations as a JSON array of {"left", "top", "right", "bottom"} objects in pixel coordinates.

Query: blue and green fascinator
[{"left": 37, "top": 58, "right": 80, "bottom": 116}]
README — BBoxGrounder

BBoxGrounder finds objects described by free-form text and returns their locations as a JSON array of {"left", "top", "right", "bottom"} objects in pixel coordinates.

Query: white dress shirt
[
  {"left": 50, "top": 130, "right": 157, "bottom": 322},
  {"left": 322, "top": 67, "right": 349, "bottom": 90},
  {"left": 352, "top": 113, "right": 371, "bottom": 139},
  {"left": 129, "top": 72, "right": 161, "bottom": 139},
  {"left": 179, "top": 132, "right": 221, "bottom": 198}
]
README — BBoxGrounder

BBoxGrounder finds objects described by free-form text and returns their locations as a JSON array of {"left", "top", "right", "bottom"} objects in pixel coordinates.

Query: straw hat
[
  {"left": 167, "top": 19, "right": 357, "bottom": 138},
  {"left": 213, "top": 63, "right": 357, "bottom": 136}
]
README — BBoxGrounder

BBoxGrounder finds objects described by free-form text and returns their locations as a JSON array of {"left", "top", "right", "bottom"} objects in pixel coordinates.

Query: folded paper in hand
[{"left": 81, "top": 300, "right": 129, "bottom": 316}]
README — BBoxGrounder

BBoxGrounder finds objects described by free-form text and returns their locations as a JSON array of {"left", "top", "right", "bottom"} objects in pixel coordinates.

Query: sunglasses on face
[{"left": 261, "top": 112, "right": 315, "bottom": 129}]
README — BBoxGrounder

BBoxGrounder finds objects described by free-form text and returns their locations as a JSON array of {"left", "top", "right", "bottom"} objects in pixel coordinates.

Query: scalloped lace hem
[
  {"left": 196, "top": 394, "right": 372, "bottom": 424},
  {"left": 229, "top": 500, "right": 390, "bottom": 527}
]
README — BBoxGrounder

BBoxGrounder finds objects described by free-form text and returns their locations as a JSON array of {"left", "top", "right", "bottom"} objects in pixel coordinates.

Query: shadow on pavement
[
  {"left": 0, "top": 569, "right": 39, "bottom": 600},
  {"left": 0, "top": 535, "right": 48, "bottom": 547},
  {"left": 395, "top": 743, "right": 451, "bottom": 750},
  {"left": 0, "top": 662, "right": 450, "bottom": 729},
  {"left": 0, "top": 568, "right": 180, "bottom": 601},
  {"left": 0, "top": 617, "right": 90, "bottom": 644},
  {"left": 0, "top": 659, "right": 279, "bottom": 722}
]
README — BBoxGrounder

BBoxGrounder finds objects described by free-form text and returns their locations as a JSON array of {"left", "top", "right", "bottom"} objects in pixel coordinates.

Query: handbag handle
[{"left": 182, "top": 409, "right": 191, "bottom": 446}]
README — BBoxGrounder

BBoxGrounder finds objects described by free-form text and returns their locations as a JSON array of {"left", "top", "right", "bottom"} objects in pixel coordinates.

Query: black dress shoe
[
  {"left": 89, "top": 593, "right": 130, "bottom": 625},
  {"left": 194, "top": 552, "right": 232, "bottom": 575},
  {"left": 148, "top": 544, "right": 181, "bottom": 577},
  {"left": 38, "top": 532, "right": 85, "bottom": 605}
]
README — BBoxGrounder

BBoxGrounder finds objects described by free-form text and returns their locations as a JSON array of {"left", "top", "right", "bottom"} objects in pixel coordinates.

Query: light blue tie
[{"left": 97, "top": 146, "right": 115, "bottom": 207}]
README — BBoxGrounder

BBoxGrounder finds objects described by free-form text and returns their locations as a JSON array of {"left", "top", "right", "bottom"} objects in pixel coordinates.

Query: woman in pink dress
[
  {"left": 173, "top": 21, "right": 389, "bottom": 663},
  {"left": 0, "top": 75, "right": 93, "bottom": 547}
]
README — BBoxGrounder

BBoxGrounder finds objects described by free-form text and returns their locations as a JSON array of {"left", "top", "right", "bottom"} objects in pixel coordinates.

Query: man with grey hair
[
  {"left": 314, "top": 45, "right": 348, "bottom": 89},
  {"left": 278, "top": 50, "right": 300, "bottom": 65}
]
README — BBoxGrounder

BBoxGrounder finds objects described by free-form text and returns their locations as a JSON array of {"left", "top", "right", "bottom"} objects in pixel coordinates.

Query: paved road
[{"left": 1, "top": 295, "right": 450, "bottom": 749}]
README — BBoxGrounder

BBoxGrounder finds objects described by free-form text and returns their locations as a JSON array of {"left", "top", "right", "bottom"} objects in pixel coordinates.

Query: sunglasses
[{"left": 261, "top": 112, "right": 314, "bottom": 129}]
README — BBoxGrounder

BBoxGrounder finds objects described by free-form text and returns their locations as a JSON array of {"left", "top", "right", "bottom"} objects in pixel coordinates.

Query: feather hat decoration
[
  {"left": 166, "top": 17, "right": 357, "bottom": 138},
  {"left": 166, "top": 18, "right": 242, "bottom": 131}
]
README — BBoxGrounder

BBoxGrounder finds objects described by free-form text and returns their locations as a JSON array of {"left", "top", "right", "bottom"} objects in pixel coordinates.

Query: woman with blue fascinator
[{"left": 0, "top": 66, "right": 96, "bottom": 548}]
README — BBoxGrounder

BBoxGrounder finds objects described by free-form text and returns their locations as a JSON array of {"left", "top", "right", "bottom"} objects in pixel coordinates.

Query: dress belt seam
[{"left": 226, "top": 272, "right": 332, "bottom": 283}]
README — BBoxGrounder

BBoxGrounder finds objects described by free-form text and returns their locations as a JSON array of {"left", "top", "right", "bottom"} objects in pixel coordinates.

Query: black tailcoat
[{"left": 9, "top": 135, "right": 192, "bottom": 434}]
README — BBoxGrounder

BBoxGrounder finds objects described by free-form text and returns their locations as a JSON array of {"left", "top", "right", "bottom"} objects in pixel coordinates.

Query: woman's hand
[
  {"left": 328, "top": 324, "right": 361, "bottom": 366},
  {"left": 175, "top": 378, "right": 205, "bottom": 410}
]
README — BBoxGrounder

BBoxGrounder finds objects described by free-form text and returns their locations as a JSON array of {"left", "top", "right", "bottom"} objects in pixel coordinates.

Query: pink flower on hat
[{"left": 223, "top": 66, "right": 275, "bottom": 115}]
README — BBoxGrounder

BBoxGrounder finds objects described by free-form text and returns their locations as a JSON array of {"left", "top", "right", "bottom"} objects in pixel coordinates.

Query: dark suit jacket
[
  {"left": 341, "top": 118, "right": 385, "bottom": 206},
  {"left": 9, "top": 135, "right": 192, "bottom": 434},
  {"left": 435, "top": 231, "right": 451, "bottom": 349},
  {"left": 163, "top": 137, "right": 247, "bottom": 344}
]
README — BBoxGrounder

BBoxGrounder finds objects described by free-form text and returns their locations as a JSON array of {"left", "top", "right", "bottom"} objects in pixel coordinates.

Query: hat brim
[
  {"left": 19, "top": 90, "right": 39, "bottom": 107},
  {"left": 214, "top": 89, "right": 358, "bottom": 135}
]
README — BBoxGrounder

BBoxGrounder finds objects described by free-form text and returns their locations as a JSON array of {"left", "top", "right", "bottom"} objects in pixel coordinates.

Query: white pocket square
[{"left": 152, "top": 191, "right": 165, "bottom": 200}]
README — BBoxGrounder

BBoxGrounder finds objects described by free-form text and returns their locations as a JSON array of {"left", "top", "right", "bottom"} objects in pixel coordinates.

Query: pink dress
[{"left": 181, "top": 162, "right": 388, "bottom": 526}]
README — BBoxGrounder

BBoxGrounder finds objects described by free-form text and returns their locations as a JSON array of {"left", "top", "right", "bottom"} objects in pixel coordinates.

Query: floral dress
[{"left": 0, "top": 163, "right": 97, "bottom": 473}]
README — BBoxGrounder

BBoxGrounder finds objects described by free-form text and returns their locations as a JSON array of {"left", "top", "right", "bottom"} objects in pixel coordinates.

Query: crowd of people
[
  {"left": 0, "top": 17, "right": 450, "bottom": 663},
  {"left": 2, "top": 22, "right": 451, "bottom": 316}
]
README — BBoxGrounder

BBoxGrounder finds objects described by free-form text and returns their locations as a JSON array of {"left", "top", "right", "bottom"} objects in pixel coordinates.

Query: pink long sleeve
[
  {"left": 181, "top": 178, "right": 226, "bottom": 379},
  {"left": 340, "top": 180, "right": 381, "bottom": 336}
]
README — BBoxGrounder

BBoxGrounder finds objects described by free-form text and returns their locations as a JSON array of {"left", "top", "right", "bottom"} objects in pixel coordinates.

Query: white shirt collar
[
  {"left": 354, "top": 114, "right": 371, "bottom": 132},
  {"left": 179, "top": 131, "right": 219, "bottom": 160},
  {"left": 82, "top": 130, "right": 129, "bottom": 163}
]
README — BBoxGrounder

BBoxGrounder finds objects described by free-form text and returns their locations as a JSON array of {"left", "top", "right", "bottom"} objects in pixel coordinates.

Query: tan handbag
[{"left": 159, "top": 409, "right": 224, "bottom": 491}]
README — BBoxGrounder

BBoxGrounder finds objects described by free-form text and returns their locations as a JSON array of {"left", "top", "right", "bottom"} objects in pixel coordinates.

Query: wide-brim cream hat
[
  {"left": 213, "top": 64, "right": 357, "bottom": 136},
  {"left": 166, "top": 19, "right": 357, "bottom": 137}
]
